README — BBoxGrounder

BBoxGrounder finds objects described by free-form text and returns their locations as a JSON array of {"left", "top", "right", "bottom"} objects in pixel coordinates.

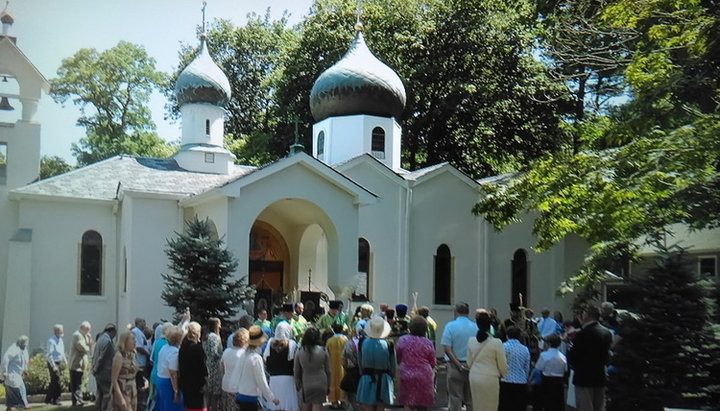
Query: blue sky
[{"left": 2, "top": 0, "right": 312, "bottom": 164}]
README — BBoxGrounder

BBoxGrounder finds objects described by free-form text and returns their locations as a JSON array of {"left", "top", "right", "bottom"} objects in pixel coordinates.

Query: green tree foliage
[
  {"left": 39, "top": 155, "right": 74, "bottom": 179},
  {"left": 168, "top": 12, "right": 297, "bottom": 166},
  {"left": 475, "top": 0, "right": 720, "bottom": 297},
  {"left": 607, "top": 246, "right": 720, "bottom": 410},
  {"left": 276, "top": 0, "right": 569, "bottom": 177},
  {"left": 162, "top": 217, "right": 254, "bottom": 326},
  {"left": 50, "top": 41, "right": 172, "bottom": 165}
]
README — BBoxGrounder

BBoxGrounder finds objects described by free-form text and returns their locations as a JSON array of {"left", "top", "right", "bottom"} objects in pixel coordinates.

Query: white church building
[{"left": 1, "top": 12, "right": 716, "bottom": 353}]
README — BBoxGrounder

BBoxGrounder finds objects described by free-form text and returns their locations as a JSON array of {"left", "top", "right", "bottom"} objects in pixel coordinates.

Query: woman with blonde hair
[
  {"left": 156, "top": 326, "right": 184, "bottom": 411},
  {"left": 179, "top": 321, "right": 208, "bottom": 411},
  {"left": 110, "top": 331, "right": 140, "bottom": 411},
  {"left": 233, "top": 325, "right": 279, "bottom": 411}
]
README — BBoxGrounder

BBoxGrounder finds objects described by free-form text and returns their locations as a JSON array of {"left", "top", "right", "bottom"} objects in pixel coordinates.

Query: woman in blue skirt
[{"left": 356, "top": 316, "right": 395, "bottom": 411}]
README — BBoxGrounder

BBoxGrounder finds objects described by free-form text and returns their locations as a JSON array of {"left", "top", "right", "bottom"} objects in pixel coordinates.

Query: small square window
[
  {"left": 699, "top": 256, "right": 717, "bottom": 277},
  {"left": 205, "top": 152, "right": 215, "bottom": 163}
]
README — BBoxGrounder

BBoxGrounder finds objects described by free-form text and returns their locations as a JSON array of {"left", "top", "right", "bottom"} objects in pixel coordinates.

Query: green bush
[
  {"left": 0, "top": 383, "right": 5, "bottom": 398},
  {"left": 25, "top": 353, "right": 70, "bottom": 395}
]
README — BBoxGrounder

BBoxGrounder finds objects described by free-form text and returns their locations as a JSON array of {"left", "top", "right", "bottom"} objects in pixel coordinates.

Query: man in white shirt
[
  {"left": 535, "top": 334, "right": 568, "bottom": 411},
  {"left": 131, "top": 318, "right": 150, "bottom": 411},
  {"left": 1, "top": 336, "right": 30, "bottom": 410},
  {"left": 441, "top": 302, "right": 478, "bottom": 411},
  {"left": 44, "top": 324, "right": 67, "bottom": 405}
]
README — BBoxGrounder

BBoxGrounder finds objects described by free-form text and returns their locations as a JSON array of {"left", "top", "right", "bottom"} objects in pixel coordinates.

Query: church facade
[{"left": 2, "top": 13, "right": 716, "bottom": 353}]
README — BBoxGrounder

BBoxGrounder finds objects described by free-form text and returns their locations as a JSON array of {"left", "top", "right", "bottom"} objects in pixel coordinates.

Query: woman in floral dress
[
  {"left": 204, "top": 318, "right": 224, "bottom": 411},
  {"left": 110, "top": 331, "right": 140, "bottom": 411},
  {"left": 396, "top": 316, "right": 436, "bottom": 411}
]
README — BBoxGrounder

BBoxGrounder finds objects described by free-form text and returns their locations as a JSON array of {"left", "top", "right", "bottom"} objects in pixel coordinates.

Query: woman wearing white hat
[{"left": 356, "top": 316, "right": 396, "bottom": 411}]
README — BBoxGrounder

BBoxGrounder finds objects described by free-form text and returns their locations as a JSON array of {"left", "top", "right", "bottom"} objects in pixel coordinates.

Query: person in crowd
[
  {"left": 384, "top": 309, "right": 395, "bottom": 330},
  {"left": 498, "top": 326, "right": 530, "bottom": 411},
  {"left": 317, "top": 301, "right": 349, "bottom": 334},
  {"left": 149, "top": 323, "right": 174, "bottom": 411},
  {"left": 441, "top": 302, "right": 477, "bottom": 411},
  {"left": 396, "top": 316, "right": 436, "bottom": 411},
  {"left": 44, "top": 324, "right": 67, "bottom": 405},
  {"left": 254, "top": 310, "right": 271, "bottom": 330},
  {"left": 553, "top": 312, "right": 564, "bottom": 335},
  {"left": 233, "top": 325, "right": 279, "bottom": 411},
  {"left": 227, "top": 315, "right": 254, "bottom": 348},
  {"left": 179, "top": 321, "right": 208, "bottom": 411},
  {"left": 94, "top": 324, "right": 118, "bottom": 411},
  {"left": 599, "top": 302, "right": 619, "bottom": 332},
  {"left": 156, "top": 326, "right": 184, "bottom": 411},
  {"left": 1, "top": 335, "right": 30, "bottom": 411},
  {"left": 326, "top": 323, "right": 348, "bottom": 409},
  {"left": 342, "top": 322, "right": 367, "bottom": 411},
  {"left": 538, "top": 309, "right": 559, "bottom": 339},
  {"left": 263, "top": 321, "right": 300, "bottom": 411},
  {"left": 416, "top": 306, "right": 436, "bottom": 346},
  {"left": 352, "top": 304, "right": 374, "bottom": 336},
  {"left": 535, "top": 334, "right": 567, "bottom": 411},
  {"left": 356, "top": 316, "right": 396, "bottom": 411},
  {"left": 294, "top": 303, "right": 309, "bottom": 338},
  {"left": 378, "top": 304, "right": 389, "bottom": 319},
  {"left": 220, "top": 328, "right": 246, "bottom": 411},
  {"left": 204, "top": 318, "right": 224, "bottom": 411},
  {"left": 110, "top": 331, "right": 140, "bottom": 411},
  {"left": 132, "top": 318, "right": 151, "bottom": 411},
  {"left": 568, "top": 306, "right": 613, "bottom": 411},
  {"left": 294, "top": 327, "right": 330, "bottom": 411},
  {"left": 272, "top": 305, "right": 298, "bottom": 339},
  {"left": 467, "top": 311, "right": 508, "bottom": 411},
  {"left": 69, "top": 321, "right": 94, "bottom": 406},
  {"left": 389, "top": 305, "right": 410, "bottom": 344}
]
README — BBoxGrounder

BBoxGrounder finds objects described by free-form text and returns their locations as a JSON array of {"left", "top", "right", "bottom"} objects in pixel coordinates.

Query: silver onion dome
[
  {"left": 310, "top": 29, "right": 406, "bottom": 122},
  {"left": 175, "top": 37, "right": 231, "bottom": 107}
]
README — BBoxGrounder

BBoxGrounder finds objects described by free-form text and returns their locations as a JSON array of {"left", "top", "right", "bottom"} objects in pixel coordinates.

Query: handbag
[{"left": 340, "top": 367, "right": 361, "bottom": 392}]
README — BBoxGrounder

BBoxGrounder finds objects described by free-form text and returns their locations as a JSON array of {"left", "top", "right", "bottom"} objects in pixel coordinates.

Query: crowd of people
[{"left": 0, "top": 299, "right": 619, "bottom": 411}]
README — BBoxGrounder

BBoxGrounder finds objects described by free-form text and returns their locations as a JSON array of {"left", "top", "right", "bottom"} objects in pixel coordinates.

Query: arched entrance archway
[{"left": 248, "top": 199, "right": 339, "bottom": 318}]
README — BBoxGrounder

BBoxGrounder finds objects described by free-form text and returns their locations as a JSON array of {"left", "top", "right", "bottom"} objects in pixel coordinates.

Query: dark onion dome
[
  {"left": 310, "top": 29, "right": 406, "bottom": 122},
  {"left": 1, "top": 12, "right": 13, "bottom": 24},
  {"left": 174, "top": 36, "right": 231, "bottom": 107}
]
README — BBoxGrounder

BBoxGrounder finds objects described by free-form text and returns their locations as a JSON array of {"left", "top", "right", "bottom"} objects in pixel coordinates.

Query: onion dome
[
  {"left": 0, "top": 12, "right": 13, "bottom": 25},
  {"left": 310, "top": 28, "right": 406, "bottom": 122},
  {"left": 174, "top": 36, "right": 231, "bottom": 107}
]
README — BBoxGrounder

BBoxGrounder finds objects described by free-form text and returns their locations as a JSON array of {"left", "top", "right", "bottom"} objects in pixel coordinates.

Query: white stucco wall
[
  {"left": 339, "top": 160, "right": 408, "bottom": 304},
  {"left": 121, "top": 196, "right": 182, "bottom": 326},
  {"left": 14, "top": 199, "right": 117, "bottom": 353},
  {"left": 408, "top": 171, "right": 483, "bottom": 330}
]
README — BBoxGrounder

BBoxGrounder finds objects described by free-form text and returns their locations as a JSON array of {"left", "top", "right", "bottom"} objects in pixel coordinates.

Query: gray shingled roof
[
  {"left": 399, "top": 162, "right": 448, "bottom": 181},
  {"left": 12, "top": 155, "right": 256, "bottom": 201}
]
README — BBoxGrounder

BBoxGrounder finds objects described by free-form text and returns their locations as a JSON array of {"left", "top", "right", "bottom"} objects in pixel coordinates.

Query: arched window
[
  {"left": 511, "top": 249, "right": 528, "bottom": 307},
  {"left": 317, "top": 131, "right": 325, "bottom": 156},
  {"left": 205, "top": 119, "right": 210, "bottom": 135},
  {"left": 371, "top": 127, "right": 385, "bottom": 159},
  {"left": 353, "top": 238, "right": 370, "bottom": 301},
  {"left": 80, "top": 230, "right": 103, "bottom": 295},
  {"left": 434, "top": 244, "right": 452, "bottom": 305}
]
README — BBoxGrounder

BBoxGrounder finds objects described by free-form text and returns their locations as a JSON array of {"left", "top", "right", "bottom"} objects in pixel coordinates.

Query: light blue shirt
[
  {"left": 46, "top": 335, "right": 66, "bottom": 364},
  {"left": 501, "top": 339, "right": 530, "bottom": 384},
  {"left": 132, "top": 327, "right": 148, "bottom": 367},
  {"left": 441, "top": 315, "right": 478, "bottom": 361},
  {"left": 538, "top": 317, "right": 559, "bottom": 338}
]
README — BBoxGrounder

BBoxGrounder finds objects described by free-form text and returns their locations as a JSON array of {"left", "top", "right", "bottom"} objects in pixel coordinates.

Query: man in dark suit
[
  {"left": 92, "top": 324, "right": 117, "bottom": 411},
  {"left": 568, "top": 306, "right": 613, "bottom": 411}
]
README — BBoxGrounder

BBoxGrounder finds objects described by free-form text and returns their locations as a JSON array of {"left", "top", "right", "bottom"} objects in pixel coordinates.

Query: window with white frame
[{"left": 80, "top": 230, "right": 103, "bottom": 295}]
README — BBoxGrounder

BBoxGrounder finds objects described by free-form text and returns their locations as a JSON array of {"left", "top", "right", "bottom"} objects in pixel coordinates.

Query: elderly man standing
[
  {"left": 44, "top": 324, "right": 67, "bottom": 405},
  {"left": 1, "top": 336, "right": 30, "bottom": 410},
  {"left": 441, "top": 302, "right": 478, "bottom": 411},
  {"left": 69, "top": 321, "right": 94, "bottom": 406},
  {"left": 93, "top": 324, "right": 117, "bottom": 411}
]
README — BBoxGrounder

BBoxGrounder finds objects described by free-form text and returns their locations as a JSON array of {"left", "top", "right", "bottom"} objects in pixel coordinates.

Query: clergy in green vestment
[{"left": 316, "top": 300, "right": 349, "bottom": 333}]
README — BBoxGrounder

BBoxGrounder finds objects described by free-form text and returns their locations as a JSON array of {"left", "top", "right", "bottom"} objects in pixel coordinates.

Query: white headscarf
[{"left": 263, "top": 321, "right": 297, "bottom": 361}]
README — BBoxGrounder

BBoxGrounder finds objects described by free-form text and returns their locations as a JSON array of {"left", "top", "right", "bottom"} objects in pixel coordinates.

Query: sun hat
[
  {"left": 365, "top": 316, "right": 391, "bottom": 339},
  {"left": 248, "top": 325, "right": 268, "bottom": 346}
]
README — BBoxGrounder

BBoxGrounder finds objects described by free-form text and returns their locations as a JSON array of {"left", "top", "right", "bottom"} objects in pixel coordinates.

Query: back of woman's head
[
  {"left": 302, "top": 327, "right": 321, "bottom": 348},
  {"left": 186, "top": 321, "right": 201, "bottom": 342},
  {"left": 408, "top": 316, "right": 428, "bottom": 337},
  {"left": 476, "top": 312, "right": 491, "bottom": 342},
  {"left": 117, "top": 331, "right": 134, "bottom": 353},
  {"left": 167, "top": 326, "right": 184, "bottom": 346},
  {"left": 233, "top": 328, "right": 249, "bottom": 348}
]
